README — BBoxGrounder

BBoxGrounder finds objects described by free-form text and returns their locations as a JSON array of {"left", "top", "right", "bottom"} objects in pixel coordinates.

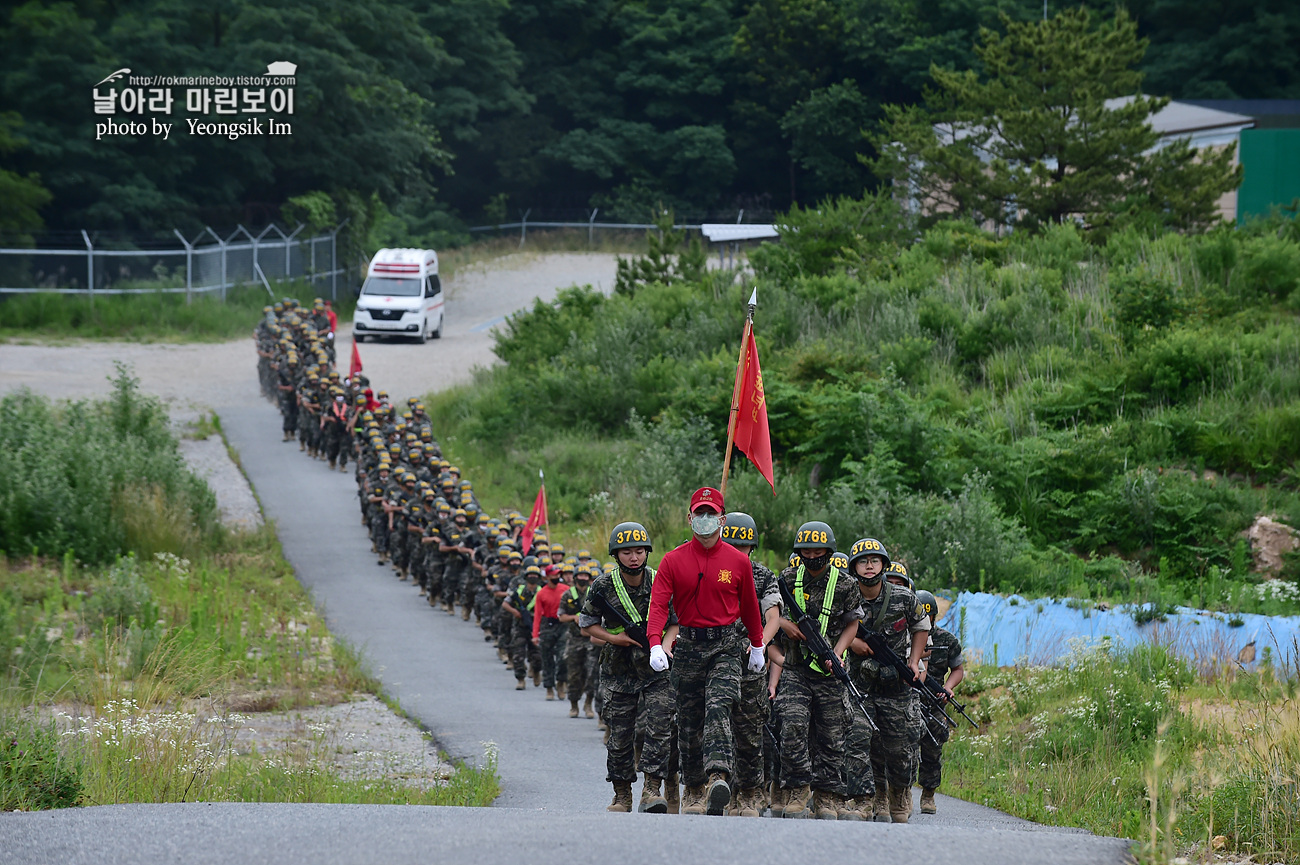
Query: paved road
[{"left": 3, "top": 802, "right": 1131, "bottom": 865}]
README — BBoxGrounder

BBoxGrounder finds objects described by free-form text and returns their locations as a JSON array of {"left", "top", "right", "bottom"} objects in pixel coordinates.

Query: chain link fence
[{"left": 0, "top": 222, "right": 349, "bottom": 304}]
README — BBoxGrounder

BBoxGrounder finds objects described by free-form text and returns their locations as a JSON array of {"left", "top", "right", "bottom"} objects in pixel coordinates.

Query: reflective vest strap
[{"left": 793, "top": 564, "right": 841, "bottom": 676}]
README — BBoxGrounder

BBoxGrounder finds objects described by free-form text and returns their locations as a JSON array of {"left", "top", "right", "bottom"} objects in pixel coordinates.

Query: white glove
[
  {"left": 649, "top": 645, "right": 670, "bottom": 672},
  {"left": 747, "top": 644, "right": 766, "bottom": 673}
]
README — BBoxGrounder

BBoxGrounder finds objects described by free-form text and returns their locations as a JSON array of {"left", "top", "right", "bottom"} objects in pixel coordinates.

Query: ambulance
[{"left": 352, "top": 248, "right": 444, "bottom": 343}]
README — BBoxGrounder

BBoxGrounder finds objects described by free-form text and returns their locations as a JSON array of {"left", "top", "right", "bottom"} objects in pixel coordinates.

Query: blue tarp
[{"left": 938, "top": 592, "right": 1300, "bottom": 672}]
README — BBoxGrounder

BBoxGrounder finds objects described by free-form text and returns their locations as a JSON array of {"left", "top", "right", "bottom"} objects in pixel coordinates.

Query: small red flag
[
  {"left": 520, "top": 474, "right": 548, "bottom": 554},
  {"left": 734, "top": 329, "right": 775, "bottom": 493},
  {"left": 349, "top": 340, "right": 363, "bottom": 379}
]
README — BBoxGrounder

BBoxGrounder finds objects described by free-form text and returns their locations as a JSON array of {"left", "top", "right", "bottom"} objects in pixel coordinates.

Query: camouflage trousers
[
  {"left": 424, "top": 552, "right": 444, "bottom": 599},
  {"left": 537, "top": 618, "right": 567, "bottom": 689},
  {"left": 390, "top": 521, "right": 410, "bottom": 571},
  {"left": 510, "top": 617, "right": 541, "bottom": 681},
  {"left": 369, "top": 511, "right": 389, "bottom": 557},
  {"left": 917, "top": 699, "right": 951, "bottom": 789},
  {"left": 475, "top": 586, "right": 496, "bottom": 634},
  {"left": 775, "top": 664, "right": 848, "bottom": 795},
  {"left": 565, "top": 636, "right": 598, "bottom": 704},
  {"left": 732, "top": 670, "right": 771, "bottom": 790},
  {"left": 280, "top": 397, "right": 297, "bottom": 432},
  {"left": 846, "top": 690, "right": 914, "bottom": 794},
  {"left": 670, "top": 633, "right": 745, "bottom": 787},
  {"left": 442, "top": 560, "right": 466, "bottom": 605},
  {"left": 604, "top": 678, "right": 675, "bottom": 783},
  {"left": 496, "top": 605, "right": 513, "bottom": 654}
]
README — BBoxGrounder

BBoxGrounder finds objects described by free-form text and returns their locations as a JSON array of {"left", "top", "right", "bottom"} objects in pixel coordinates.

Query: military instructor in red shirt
[{"left": 647, "top": 486, "right": 766, "bottom": 816}]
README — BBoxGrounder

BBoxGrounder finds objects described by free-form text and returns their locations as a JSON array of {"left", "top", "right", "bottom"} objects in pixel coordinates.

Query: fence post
[
  {"left": 519, "top": 208, "right": 530, "bottom": 248},
  {"left": 80, "top": 230, "right": 94, "bottom": 310},
  {"left": 204, "top": 227, "right": 227, "bottom": 301},
  {"left": 229, "top": 226, "right": 254, "bottom": 292},
  {"left": 329, "top": 218, "right": 350, "bottom": 301},
  {"left": 310, "top": 234, "right": 317, "bottom": 286},
  {"left": 173, "top": 229, "right": 194, "bottom": 304},
  {"left": 285, "top": 223, "right": 304, "bottom": 284},
  {"left": 588, "top": 208, "right": 599, "bottom": 247}
]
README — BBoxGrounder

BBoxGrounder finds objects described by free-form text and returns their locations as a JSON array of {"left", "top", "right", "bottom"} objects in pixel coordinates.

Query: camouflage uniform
[
  {"left": 508, "top": 581, "right": 542, "bottom": 681},
  {"left": 775, "top": 565, "right": 863, "bottom": 796},
  {"left": 578, "top": 569, "right": 676, "bottom": 783},
  {"left": 918, "top": 626, "right": 963, "bottom": 790},
  {"left": 844, "top": 581, "right": 930, "bottom": 797},
  {"left": 561, "top": 583, "right": 598, "bottom": 708},
  {"left": 732, "top": 561, "right": 780, "bottom": 792}
]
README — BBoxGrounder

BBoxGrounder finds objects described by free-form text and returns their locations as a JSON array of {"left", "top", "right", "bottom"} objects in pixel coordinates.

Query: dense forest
[{"left": 2, "top": 0, "right": 1299, "bottom": 242}]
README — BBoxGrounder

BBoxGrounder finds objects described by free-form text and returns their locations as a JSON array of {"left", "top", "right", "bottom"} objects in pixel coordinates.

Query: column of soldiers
[{"left": 255, "top": 304, "right": 969, "bottom": 821}]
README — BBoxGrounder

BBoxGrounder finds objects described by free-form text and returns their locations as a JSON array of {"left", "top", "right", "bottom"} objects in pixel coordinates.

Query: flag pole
[
  {"left": 720, "top": 288, "right": 757, "bottom": 499},
  {"left": 540, "top": 469, "right": 549, "bottom": 542}
]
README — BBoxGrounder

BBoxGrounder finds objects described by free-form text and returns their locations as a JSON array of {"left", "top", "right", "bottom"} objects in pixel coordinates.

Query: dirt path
[{"left": 0, "top": 252, "right": 620, "bottom": 407}]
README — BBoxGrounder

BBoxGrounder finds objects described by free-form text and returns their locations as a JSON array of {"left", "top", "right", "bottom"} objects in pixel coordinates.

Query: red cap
[{"left": 689, "top": 487, "right": 723, "bottom": 513}]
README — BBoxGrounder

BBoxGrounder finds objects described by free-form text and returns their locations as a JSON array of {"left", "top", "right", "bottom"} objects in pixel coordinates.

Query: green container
[{"left": 1238, "top": 129, "right": 1300, "bottom": 222}]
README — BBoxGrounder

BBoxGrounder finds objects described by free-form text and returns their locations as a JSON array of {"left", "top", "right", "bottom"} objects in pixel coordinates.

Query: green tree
[
  {"left": 871, "top": 7, "right": 1242, "bottom": 234},
  {"left": 613, "top": 208, "right": 706, "bottom": 296},
  {"left": 0, "top": 113, "right": 52, "bottom": 241}
]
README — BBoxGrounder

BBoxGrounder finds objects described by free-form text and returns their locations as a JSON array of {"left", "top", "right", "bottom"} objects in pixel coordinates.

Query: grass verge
[
  {"left": 0, "top": 280, "right": 356, "bottom": 343},
  {"left": 942, "top": 640, "right": 1300, "bottom": 862},
  {"left": 0, "top": 530, "right": 498, "bottom": 809}
]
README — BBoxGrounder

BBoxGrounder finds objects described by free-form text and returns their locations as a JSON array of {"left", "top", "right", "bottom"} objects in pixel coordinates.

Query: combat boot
[
  {"left": 399, "top": 568, "right": 408, "bottom": 581},
  {"left": 813, "top": 790, "right": 839, "bottom": 820},
  {"left": 532, "top": 670, "right": 541, "bottom": 688},
  {"left": 705, "top": 772, "right": 731, "bottom": 816},
  {"left": 681, "top": 785, "right": 706, "bottom": 816},
  {"left": 515, "top": 678, "right": 526, "bottom": 691},
  {"left": 569, "top": 701, "right": 579, "bottom": 718},
  {"left": 545, "top": 687, "right": 555, "bottom": 701},
  {"left": 556, "top": 682, "right": 566, "bottom": 701},
  {"left": 872, "top": 787, "right": 890, "bottom": 821},
  {"left": 328, "top": 458, "right": 336, "bottom": 469},
  {"left": 840, "top": 797, "right": 866, "bottom": 821},
  {"left": 837, "top": 795, "right": 853, "bottom": 820},
  {"left": 770, "top": 784, "right": 788, "bottom": 818},
  {"left": 888, "top": 785, "right": 911, "bottom": 823},
  {"left": 738, "top": 787, "right": 763, "bottom": 818},
  {"left": 920, "top": 787, "right": 937, "bottom": 814},
  {"left": 461, "top": 606, "right": 471, "bottom": 621},
  {"left": 639, "top": 776, "right": 668, "bottom": 814},
  {"left": 607, "top": 781, "right": 633, "bottom": 813},
  {"left": 583, "top": 696, "right": 594, "bottom": 719},
  {"left": 782, "top": 785, "right": 810, "bottom": 818},
  {"left": 665, "top": 776, "right": 680, "bottom": 813}
]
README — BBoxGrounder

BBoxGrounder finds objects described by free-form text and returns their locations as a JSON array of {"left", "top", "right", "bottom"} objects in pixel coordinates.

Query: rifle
[
  {"left": 856, "top": 623, "right": 957, "bottom": 730},
  {"left": 763, "top": 703, "right": 781, "bottom": 759},
  {"left": 921, "top": 675, "right": 979, "bottom": 729},
  {"left": 776, "top": 576, "right": 877, "bottom": 733},
  {"left": 590, "top": 592, "right": 653, "bottom": 654}
]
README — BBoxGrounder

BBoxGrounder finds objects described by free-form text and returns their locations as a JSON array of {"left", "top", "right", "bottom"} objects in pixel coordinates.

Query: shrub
[{"left": 0, "top": 716, "right": 83, "bottom": 810}]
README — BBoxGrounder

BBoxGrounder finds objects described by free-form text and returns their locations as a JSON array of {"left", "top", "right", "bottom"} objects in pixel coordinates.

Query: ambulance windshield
[{"left": 361, "top": 277, "right": 421, "bottom": 297}]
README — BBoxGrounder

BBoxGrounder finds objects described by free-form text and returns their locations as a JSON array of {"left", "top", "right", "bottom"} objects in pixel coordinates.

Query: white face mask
[{"left": 691, "top": 513, "right": 722, "bottom": 537}]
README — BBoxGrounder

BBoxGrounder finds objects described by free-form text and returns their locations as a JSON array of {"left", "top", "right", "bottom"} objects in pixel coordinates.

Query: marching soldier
[
  {"left": 719, "top": 512, "right": 783, "bottom": 817},
  {"left": 773, "top": 521, "right": 862, "bottom": 820},
  {"left": 915, "top": 588, "right": 964, "bottom": 815},
  {"left": 843, "top": 538, "right": 930, "bottom": 823},
  {"left": 580, "top": 522, "right": 677, "bottom": 814}
]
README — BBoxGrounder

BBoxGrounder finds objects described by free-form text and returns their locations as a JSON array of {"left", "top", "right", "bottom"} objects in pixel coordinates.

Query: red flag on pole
[
  {"left": 520, "top": 470, "right": 548, "bottom": 554},
  {"left": 349, "top": 340, "right": 363, "bottom": 379},
  {"left": 734, "top": 328, "right": 775, "bottom": 493}
]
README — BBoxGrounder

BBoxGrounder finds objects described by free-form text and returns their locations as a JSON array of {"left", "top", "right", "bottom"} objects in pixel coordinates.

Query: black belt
[{"left": 680, "top": 625, "right": 733, "bottom": 642}]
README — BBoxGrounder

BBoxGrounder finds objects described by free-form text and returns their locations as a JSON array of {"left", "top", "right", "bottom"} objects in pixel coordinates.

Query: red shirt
[
  {"left": 326, "top": 308, "right": 338, "bottom": 332},
  {"left": 531, "top": 581, "right": 568, "bottom": 639},
  {"left": 647, "top": 537, "right": 763, "bottom": 648}
]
